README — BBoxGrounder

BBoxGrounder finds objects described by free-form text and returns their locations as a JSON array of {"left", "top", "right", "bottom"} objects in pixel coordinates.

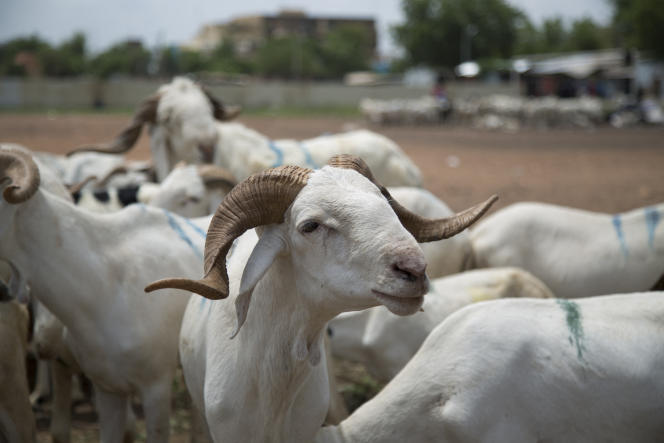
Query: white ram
[
  {"left": 318, "top": 292, "right": 664, "bottom": 442},
  {"left": 0, "top": 147, "right": 210, "bottom": 442},
  {"left": 470, "top": 202, "right": 664, "bottom": 298},
  {"left": 67, "top": 77, "right": 423, "bottom": 187},
  {"left": 146, "top": 154, "right": 496, "bottom": 442}
]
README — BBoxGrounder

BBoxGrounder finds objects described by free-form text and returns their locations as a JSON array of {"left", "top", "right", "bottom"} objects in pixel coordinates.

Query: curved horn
[
  {"left": 0, "top": 148, "right": 40, "bottom": 204},
  {"left": 145, "top": 165, "right": 312, "bottom": 299},
  {"left": 67, "top": 175, "right": 97, "bottom": 194},
  {"left": 328, "top": 154, "right": 498, "bottom": 242},
  {"left": 96, "top": 165, "right": 128, "bottom": 188},
  {"left": 197, "top": 165, "right": 237, "bottom": 189},
  {"left": 66, "top": 94, "right": 160, "bottom": 157},
  {"left": 200, "top": 85, "right": 242, "bottom": 121}
]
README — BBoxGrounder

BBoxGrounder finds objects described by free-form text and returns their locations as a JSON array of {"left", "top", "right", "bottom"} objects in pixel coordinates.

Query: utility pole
[{"left": 461, "top": 24, "right": 478, "bottom": 62}]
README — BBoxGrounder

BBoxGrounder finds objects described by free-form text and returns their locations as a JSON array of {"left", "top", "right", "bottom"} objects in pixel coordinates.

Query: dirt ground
[
  {"left": 1, "top": 112, "right": 663, "bottom": 441},
  {"left": 1, "top": 112, "right": 662, "bottom": 215}
]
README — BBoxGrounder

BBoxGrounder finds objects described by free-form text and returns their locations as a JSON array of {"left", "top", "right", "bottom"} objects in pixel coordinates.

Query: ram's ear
[{"left": 230, "top": 226, "right": 287, "bottom": 339}]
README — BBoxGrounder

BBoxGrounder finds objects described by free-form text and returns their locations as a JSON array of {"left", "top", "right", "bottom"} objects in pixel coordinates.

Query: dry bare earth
[
  {"left": 1, "top": 113, "right": 662, "bottom": 214},
  {"left": 1, "top": 113, "right": 663, "bottom": 441}
]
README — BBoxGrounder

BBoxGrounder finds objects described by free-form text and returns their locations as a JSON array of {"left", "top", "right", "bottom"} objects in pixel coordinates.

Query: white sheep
[
  {"left": 1, "top": 147, "right": 95, "bottom": 443},
  {"left": 470, "top": 202, "right": 664, "bottom": 298},
  {"left": 328, "top": 267, "right": 553, "bottom": 382},
  {"left": 359, "top": 96, "right": 442, "bottom": 125},
  {"left": 71, "top": 163, "right": 236, "bottom": 217},
  {"left": 0, "top": 146, "right": 211, "bottom": 442},
  {"left": 67, "top": 77, "right": 423, "bottom": 187},
  {"left": 146, "top": 154, "right": 496, "bottom": 442},
  {"left": 317, "top": 291, "right": 664, "bottom": 442},
  {"left": 0, "top": 263, "right": 36, "bottom": 443}
]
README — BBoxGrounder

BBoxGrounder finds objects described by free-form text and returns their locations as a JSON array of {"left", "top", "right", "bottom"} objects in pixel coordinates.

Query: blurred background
[
  {"left": 1, "top": 0, "right": 662, "bottom": 112},
  {"left": 1, "top": 0, "right": 662, "bottom": 212},
  {"left": 1, "top": 1, "right": 663, "bottom": 440}
]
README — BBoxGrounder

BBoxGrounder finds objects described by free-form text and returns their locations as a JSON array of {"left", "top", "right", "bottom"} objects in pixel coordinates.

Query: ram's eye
[
  {"left": 187, "top": 196, "right": 201, "bottom": 204},
  {"left": 300, "top": 221, "right": 320, "bottom": 233}
]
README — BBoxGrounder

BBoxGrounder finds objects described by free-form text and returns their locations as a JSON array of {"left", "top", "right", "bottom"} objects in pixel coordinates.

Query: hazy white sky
[{"left": 1, "top": 0, "right": 613, "bottom": 56}]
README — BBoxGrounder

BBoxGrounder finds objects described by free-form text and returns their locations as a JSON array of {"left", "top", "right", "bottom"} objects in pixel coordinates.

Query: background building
[{"left": 183, "top": 9, "right": 376, "bottom": 57}]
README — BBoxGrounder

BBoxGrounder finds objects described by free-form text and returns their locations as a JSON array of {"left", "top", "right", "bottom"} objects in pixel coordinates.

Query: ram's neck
[
  {"left": 235, "top": 255, "right": 334, "bottom": 442},
  {"left": 2, "top": 190, "right": 111, "bottom": 334}
]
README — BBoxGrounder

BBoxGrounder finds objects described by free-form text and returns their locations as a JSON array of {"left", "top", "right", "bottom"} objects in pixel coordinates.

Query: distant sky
[{"left": 1, "top": 0, "right": 613, "bottom": 56}]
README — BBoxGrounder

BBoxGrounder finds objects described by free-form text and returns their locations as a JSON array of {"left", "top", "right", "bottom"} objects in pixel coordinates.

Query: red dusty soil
[{"left": 1, "top": 112, "right": 663, "bottom": 214}]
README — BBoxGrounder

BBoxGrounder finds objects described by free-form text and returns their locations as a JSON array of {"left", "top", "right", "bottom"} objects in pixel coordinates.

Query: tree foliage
[
  {"left": 253, "top": 36, "right": 325, "bottom": 79},
  {"left": 393, "top": 0, "right": 525, "bottom": 68},
  {"left": 0, "top": 33, "right": 87, "bottom": 76},
  {"left": 89, "top": 40, "right": 151, "bottom": 78},
  {"left": 207, "top": 40, "right": 253, "bottom": 74},
  {"left": 319, "top": 25, "right": 373, "bottom": 77},
  {"left": 567, "top": 18, "right": 610, "bottom": 51},
  {"left": 514, "top": 16, "right": 612, "bottom": 55},
  {"left": 612, "top": 0, "right": 664, "bottom": 58}
]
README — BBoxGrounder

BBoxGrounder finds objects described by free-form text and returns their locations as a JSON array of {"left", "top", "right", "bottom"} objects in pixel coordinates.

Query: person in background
[{"left": 432, "top": 74, "right": 452, "bottom": 122}]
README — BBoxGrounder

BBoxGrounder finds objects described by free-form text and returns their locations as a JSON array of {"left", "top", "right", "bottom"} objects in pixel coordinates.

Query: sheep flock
[{"left": 0, "top": 76, "right": 662, "bottom": 443}]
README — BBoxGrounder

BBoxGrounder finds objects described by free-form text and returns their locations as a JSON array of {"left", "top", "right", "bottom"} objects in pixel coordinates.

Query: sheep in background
[
  {"left": 359, "top": 96, "right": 442, "bottom": 125},
  {"left": 147, "top": 164, "right": 235, "bottom": 217},
  {"left": 318, "top": 292, "right": 664, "bottom": 443},
  {"left": 0, "top": 147, "right": 211, "bottom": 442},
  {"left": 470, "top": 202, "right": 664, "bottom": 298},
  {"left": 146, "top": 154, "right": 496, "bottom": 442},
  {"left": 70, "top": 163, "right": 236, "bottom": 217},
  {"left": 0, "top": 262, "right": 36, "bottom": 443},
  {"left": 67, "top": 77, "right": 423, "bottom": 187},
  {"left": 328, "top": 267, "right": 553, "bottom": 382}
]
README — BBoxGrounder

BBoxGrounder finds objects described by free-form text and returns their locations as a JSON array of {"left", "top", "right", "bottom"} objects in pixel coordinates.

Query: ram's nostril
[{"left": 392, "top": 259, "right": 426, "bottom": 282}]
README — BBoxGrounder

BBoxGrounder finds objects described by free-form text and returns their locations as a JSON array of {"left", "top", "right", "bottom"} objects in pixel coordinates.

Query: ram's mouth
[{"left": 372, "top": 290, "right": 424, "bottom": 316}]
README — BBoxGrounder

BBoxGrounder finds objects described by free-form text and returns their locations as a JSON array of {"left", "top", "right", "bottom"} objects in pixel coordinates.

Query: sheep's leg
[
  {"left": 50, "top": 360, "right": 72, "bottom": 443},
  {"left": 190, "top": 403, "right": 213, "bottom": 443},
  {"left": 140, "top": 380, "right": 171, "bottom": 443},
  {"left": 71, "top": 374, "right": 87, "bottom": 403},
  {"left": 29, "top": 358, "right": 51, "bottom": 405},
  {"left": 95, "top": 387, "right": 130, "bottom": 443}
]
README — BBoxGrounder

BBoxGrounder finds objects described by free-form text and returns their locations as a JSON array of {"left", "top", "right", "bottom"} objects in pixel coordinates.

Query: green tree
[
  {"left": 565, "top": 18, "right": 609, "bottom": 51},
  {"left": 541, "top": 17, "right": 566, "bottom": 52},
  {"left": 0, "top": 35, "right": 51, "bottom": 76},
  {"left": 253, "top": 36, "right": 324, "bottom": 79},
  {"left": 393, "top": 0, "right": 525, "bottom": 68},
  {"left": 42, "top": 32, "right": 88, "bottom": 76},
  {"left": 319, "top": 24, "right": 373, "bottom": 77},
  {"left": 208, "top": 39, "right": 253, "bottom": 74},
  {"left": 514, "top": 16, "right": 543, "bottom": 55},
  {"left": 90, "top": 40, "right": 151, "bottom": 78},
  {"left": 612, "top": 0, "right": 664, "bottom": 58}
]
